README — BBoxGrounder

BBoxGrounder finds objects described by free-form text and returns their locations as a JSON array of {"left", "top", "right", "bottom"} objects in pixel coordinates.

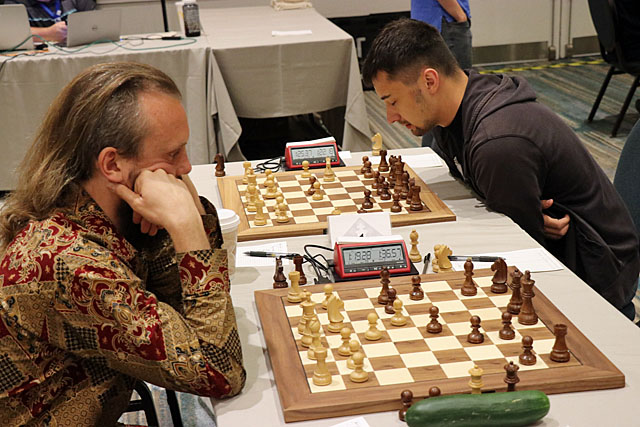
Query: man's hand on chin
[{"left": 113, "top": 169, "right": 209, "bottom": 252}]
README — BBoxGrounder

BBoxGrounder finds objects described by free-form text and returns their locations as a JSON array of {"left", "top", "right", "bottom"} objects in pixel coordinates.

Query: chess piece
[
  {"left": 391, "top": 193, "right": 402, "bottom": 213},
  {"left": 307, "top": 318, "right": 322, "bottom": 360},
  {"left": 461, "top": 258, "right": 477, "bottom": 296},
  {"left": 410, "top": 185, "right": 423, "bottom": 211},
  {"left": 550, "top": 324, "right": 571, "bottom": 363},
  {"left": 363, "top": 160, "right": 374, "bottom": 179},
  {"left": 264, "top": 176, "right": 278, "bottom": 199},
  {"left": 321, "top": 284, "right": 333, "bottom": 310},
  {"left": 391, "top": 299, "right": 407, "bottom": 326},
  {"left": 378, "top": 149, "right": 389, "bottom": 172},
  {"left": 499, "top": 311, "right": 516, "bottom": 340},
  {"left": 518, "top": 270, "right": 538, "bottom": 325},
  {"left": 365, "top": 312, "right": 382, "bottom": 340},
  {"left": 327, "top": 294, "right": 345, "bottom": 333},
  {"left": 371, "top": 132, "right": 383, "bottom": 156},
  {"left": 380, "top": 181, "right": 391, "bottom": 200},
  {"left": 298, "top": 291, "right": 315, "bottom": 335},
  {"left": 262, "top": 170, "right": 273, "bottom": 188},
  {"left": 306, "top": 176, "right": 317, "bottom": 196},
  {"left": 293, "top": 255, "right": 307, "bottom": 285},
  {"left": 400, "top": 171, "right": 410, "bottom": 200},
  {"left": 247, "top": 168, "right": 257, "bottom": 186},
  {"left": 360, "top": 156, "right": 369, "bottom": 174},
  {"left": 469, "top": 365, "right": 484, "bottom": 394},
  {"left": 301, "top": 160, "right": 311, "bottom": 178},
  {"left": 331, "top": 207, "right": 341, "bottom": 215},
  {"left": 254, "top": 198, "right": 267, "bottom": 226},
  {"left": 242, "top": 161, "right": 251, "bottom": 184},
  {"left": 362, "top": 189, "right": 374, "bottom": 209},
  {"left": 467, "top": 315, "right": 484, "bottom": 344},
  {"left": 504, "top": 361, "right": 520, "bottom": 391},
  {"left": 214, "top": 153, "right": 225, "bottom": 177},
  {"left": 507, "top": 268, "right": 524, "bottom": 315},
  {"left": 287, "top": 271, "right": 303, "bottom": 303},
  {"left": 323, "top": 157, "right": 335, "bottom": 182},
  {"left": 312, "top": 181, "right": 323, "bottom": 201},
  {"left": 372, "top": 171, "right": 380, "bottom": 189},
  {"left": 246, "top": 183, "right": 257, "bottom": 212},
  {"left": 490, "top": 257, "right": 508, "bottom": 293},
  {"left": 429, "top": 387, "right": 441, "bottom": 397},
  {"left": 409, "top": 276, "right": 424, "bottom": 300},
  {"left": 377, "top": 267, "right": 390, "bottom": 305},
  {"left": 312, "top": 346, "right": 332, "bottom": 386},
  {"left": 276, "top": 202, "right": 290, "bottom": 223},
  {"left": 376, "top": 174, "right": 386, "bottom": 196},
  {"left": 347, "top": 340, "right": 361, "bottom": 370},
  {"left": 427, "top": 306, "right": 443, "bottom": 334},
  {"left": 432, "top": 244, "right": 453, "bottom": 273},
  {"left": 385, "top": 288, "right": 397, "bottom": 315},
  {"left": 519, "top": 335, "right": 537, "bottom": 366},
  {"left": 338, "top": 327, "right": 352, "bottom": 356},
  {"left": 349, "top": 351, "right": 369, "bottom": 383},
  {"left": 399, "top": 390, "right": 413, "bottom": 422},
  {"left": 273, "top": 258, "right": 287, "bottom": 288},
  {"left": 409, "top": 229, "right": 422, "bottom": 263}
]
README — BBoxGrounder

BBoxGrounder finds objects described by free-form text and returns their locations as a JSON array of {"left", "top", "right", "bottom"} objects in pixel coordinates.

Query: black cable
[{"left": 254, "top": 156, "right": 282, "bottom": 173}]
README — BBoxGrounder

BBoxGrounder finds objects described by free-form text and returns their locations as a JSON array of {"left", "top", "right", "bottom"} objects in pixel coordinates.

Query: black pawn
[
  {"left": 399, "top": 390, "right": 413, "bottom": 421},
  {"left": 378, "top": 267, "right": 390, "bottom": 305},
  {"left": 376, "top": 174, "right": 385, "bottom": 196},
  {"left": 385, "top": 288, "right": 397, "bottom": 315},
  {"left": 427, "top": 306, "right": 442, "bottom": 334},
  {"left": 380, "top": 181, "right": 391, "bottom": 200},
  {"left": 372, "top": 171, "right": 380, "bottom": 189},
  {"left": 504, "top": 361, "right": 520, "bottom": 392},
  {"left": 507, "top": 268, "right": 523, "bottom": 314},
  {"left": 467, "top": 315, "right": 484, "bottom": 344},
  {"left": 519, "top": 335, "right": 537, "bottom": 366},
  {"left": 391, "top": 193, "right": 402, "bottom": 213},
  {"left": 429, "top": 386, "right": 441, "bottom": 397},
  {"left": 410, "top": 276, "right": 424, "bottom": 300},
  {"left": 293, "top": 254, "right": 307, "bottom": 285},
  {"left": 499, "top": 311, "right": 515, "bottom": 340}
]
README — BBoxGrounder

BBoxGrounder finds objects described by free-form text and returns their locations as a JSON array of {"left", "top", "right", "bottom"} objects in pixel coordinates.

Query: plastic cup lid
[{"left": 217, "top": 208, "right": 240, "bottom": 231}]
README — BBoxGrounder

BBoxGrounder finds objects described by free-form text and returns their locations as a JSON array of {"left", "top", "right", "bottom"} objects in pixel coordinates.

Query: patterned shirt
[{"left": 0, "top": 192, "right": 246, "bottom": 426}]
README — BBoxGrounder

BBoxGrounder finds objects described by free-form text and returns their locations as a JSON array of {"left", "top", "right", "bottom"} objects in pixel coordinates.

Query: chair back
[
  {"left": 614, "top": 119, "right": 640, "bottom": 238},
  {"left": 588, "top": 0, "right": 618, "bottom": 53}
]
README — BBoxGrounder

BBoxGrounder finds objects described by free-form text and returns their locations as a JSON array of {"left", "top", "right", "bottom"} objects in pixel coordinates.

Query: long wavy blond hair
[{"left": 0, "top": 62, "right": 181, "bottom": 251}]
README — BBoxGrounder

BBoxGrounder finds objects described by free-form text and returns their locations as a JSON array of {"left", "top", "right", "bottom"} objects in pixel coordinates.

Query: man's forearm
[{"left": 437, "top": 0, "right": 468, "bottom": 22}]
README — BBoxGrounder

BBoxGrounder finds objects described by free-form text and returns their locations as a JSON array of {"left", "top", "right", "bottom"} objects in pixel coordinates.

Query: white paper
[
  {"left": 339, "top": 151, "right": 352, "bottom": 159},
  {"left": 403, "top": 153, "right": 444, "bottom": 169},
  {"left": 272, "top": 30, "right": 313, "bottom": 37},
  {"left": 449, "top": 248, "right": 564, "bottom": 273},
  {"left": 330, "top": 416, "right": 371, "bottom": 427},
  {"left": 236, "top": 242, "right": 291, "bottom": 267}
]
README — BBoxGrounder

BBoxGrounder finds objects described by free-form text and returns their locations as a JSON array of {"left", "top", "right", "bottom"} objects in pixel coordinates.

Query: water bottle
[{"left": 182, "top": 0, "right": 201, "bottom": 37}]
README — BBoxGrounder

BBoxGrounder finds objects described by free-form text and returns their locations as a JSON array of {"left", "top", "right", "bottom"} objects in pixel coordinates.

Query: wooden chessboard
[
  {"left": 217, "top": 165, "right": 455, "bottom": 242},
  {"left": 254, "top": 268, "right": 624, "bottom": 423}
]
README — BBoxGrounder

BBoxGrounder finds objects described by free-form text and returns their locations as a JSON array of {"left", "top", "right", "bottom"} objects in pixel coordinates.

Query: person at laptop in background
[
  {"left": 362, "top": 18, "right": 640, "bottom": 321},
  {"left": 0, "top": 62, "right": 246, "bottom": 425},
  {"left": 5, "top": 0, "right": 95, "bottom": 43}
]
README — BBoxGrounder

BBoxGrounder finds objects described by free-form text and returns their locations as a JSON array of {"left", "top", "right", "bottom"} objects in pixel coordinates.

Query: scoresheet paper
[
  {"left": 449, "top": 247, "right": 564, "bottom": 273},
  {"left": 236, "top": 241, "right": 291, "bottom": 267}
]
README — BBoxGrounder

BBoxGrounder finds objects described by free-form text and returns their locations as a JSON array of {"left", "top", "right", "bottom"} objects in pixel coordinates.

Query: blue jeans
[{"left": 441, "top": 17, "right": 472, "bottom": 70}]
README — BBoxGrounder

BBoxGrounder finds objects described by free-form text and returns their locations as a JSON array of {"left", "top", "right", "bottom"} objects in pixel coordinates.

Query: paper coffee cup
[{"left": 217, "top": 208, "right": 240, "bottom": 276}]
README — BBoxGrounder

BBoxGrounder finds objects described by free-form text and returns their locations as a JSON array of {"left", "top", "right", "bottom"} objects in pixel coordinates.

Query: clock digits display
[
  {"left": 290, "top": 145, "right": 337, "bottom": 165},
  {"left": 343, "top": 245, "right": 404, "bottom": 266}
]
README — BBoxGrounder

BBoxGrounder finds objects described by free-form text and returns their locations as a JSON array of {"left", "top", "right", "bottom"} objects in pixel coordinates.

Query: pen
[
  {"left": 244, "top": 251, "right": 300, "bottom": 259},
  {"left": 448, "top": 255, "right": 501, "bottom": 262},
  {"left": 422, "top": 253, "right": 431, "bottom": 274}
]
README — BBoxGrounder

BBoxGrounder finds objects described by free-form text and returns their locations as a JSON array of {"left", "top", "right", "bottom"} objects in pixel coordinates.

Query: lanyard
[{"left": 39, "top": 0, "right": 63, "bottom": 22}]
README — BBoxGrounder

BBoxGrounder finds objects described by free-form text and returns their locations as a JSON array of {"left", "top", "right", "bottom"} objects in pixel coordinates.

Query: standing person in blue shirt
[
  {"left": 411, "top": 0, "right": 471, "bottom": 148},
  {"left": 6, "top": 0, "right": 96, "bottom": 44},
  {"left": 411, "top": 0, "right": 472, "bottom": 69}
]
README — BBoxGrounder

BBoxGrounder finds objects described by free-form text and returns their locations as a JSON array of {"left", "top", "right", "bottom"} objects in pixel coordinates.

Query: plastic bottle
[{"left": 182, "top": 0, "right": 201, "bottom": 37}]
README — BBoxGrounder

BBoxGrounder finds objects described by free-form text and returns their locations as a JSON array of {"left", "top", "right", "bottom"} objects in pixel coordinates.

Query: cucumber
[{"left": 405, "top": 390, "right": 550, "bottom": 427}]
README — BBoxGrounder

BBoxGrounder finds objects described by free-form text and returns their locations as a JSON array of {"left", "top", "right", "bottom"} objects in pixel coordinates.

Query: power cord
[
  {"left": 303, "top": 244, "right": 333, "bottom": 284},
  {"left": 254, "top": 156, "right": 283, "bottom": 174}
]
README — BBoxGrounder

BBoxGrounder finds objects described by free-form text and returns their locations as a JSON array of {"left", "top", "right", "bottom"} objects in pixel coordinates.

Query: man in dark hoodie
[{"left": 362, "top": 18, "right": 640, "bottom": 320}]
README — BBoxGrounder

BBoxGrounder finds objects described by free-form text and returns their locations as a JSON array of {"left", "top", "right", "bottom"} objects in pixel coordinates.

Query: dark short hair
[{"left": 362, "top": 18, "right": 459, "bottom": 87}]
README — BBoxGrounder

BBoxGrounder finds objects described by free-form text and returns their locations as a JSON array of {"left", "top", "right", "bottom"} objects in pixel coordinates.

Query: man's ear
[
  {"left": 96, "top": 147, "right": 129, "bottom": 184},
  {"left": 421, "top": 67, "right": 440, "bottom": 94}
]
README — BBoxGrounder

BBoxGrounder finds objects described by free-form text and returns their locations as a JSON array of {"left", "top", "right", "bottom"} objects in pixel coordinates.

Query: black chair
[
  {"left": 587, "top": 0, "right": 640, "bottom": 137},
  {"left": 614, "top": 119, "right": 640, "bottom": 237},
  {"left": 123, "top": 382, "right": 184, "bottom": 427}
]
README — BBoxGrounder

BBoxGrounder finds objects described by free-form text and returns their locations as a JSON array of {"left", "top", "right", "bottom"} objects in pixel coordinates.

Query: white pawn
[
  {"left": 338, "top": 327, "right": 352, "bottom": 357},
  {"left": 242, "top": 161, "right": 252, "bottom": 184},
  {"left": 349, "top": 351, "right": 369, "bottom": 383},
  {"left": 254, "top": 198, "right": 267, "bottom": 226},
  {"left": 276, "top": 202, "right": 289, "bottom": 223},
  {"left": 365, "top": 312, "right": 382, "bottom": 341},
  {"left": 301, "top": 160, "right": 311, "bottom": 178},
  {"left": 391, "top": 299, "right": 407, "bottom": 326},
  {"left": 323, "top": 157, "right": 335, "bottom": 183},
  {"left": 321, "top": 284, "right": 333, "bottom": 310},
  {"left": 265, "top": 176, "right": 278, "bottom": 199},
  {"left": 347, "top": 340, "right": 361, "bottom": 370},
  {"left": 263, "top": 169, "right": 273, "bottom": 188},
  {"left": 312, "top": 181, "right": 323, "bottom": 201}
]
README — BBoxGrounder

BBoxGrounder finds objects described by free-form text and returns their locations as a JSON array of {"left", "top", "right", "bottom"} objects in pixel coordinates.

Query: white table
[
  {"left": 200, "top": 7, "right": 372, "bottom": 161},
  {"left": 189, "top": 148, "right": 640, "bottom": 426},
  {"left": 0, "top": 37, "right": 220, "bottom": 191}
]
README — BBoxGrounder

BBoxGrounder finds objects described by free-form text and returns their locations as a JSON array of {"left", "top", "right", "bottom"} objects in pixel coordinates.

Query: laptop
[
  {"left": 66, "top": 9, "right": 121, "bottom": 47},
  {"left": 0, "top": 4, "right": 35, "bottom": 51}
]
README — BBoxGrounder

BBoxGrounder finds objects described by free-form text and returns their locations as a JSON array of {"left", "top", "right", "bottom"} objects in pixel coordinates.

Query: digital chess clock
[
  {"left": 284, "top": 137, "right": 341, "bottom": 170},
  {"left": 333, "top": 239, "right": 411, "bottom": 279}
]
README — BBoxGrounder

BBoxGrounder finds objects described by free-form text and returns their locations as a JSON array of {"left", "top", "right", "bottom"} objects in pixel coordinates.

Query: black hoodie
[{"left": 432, "top": 71, "right": 640, "bottom": 311}]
